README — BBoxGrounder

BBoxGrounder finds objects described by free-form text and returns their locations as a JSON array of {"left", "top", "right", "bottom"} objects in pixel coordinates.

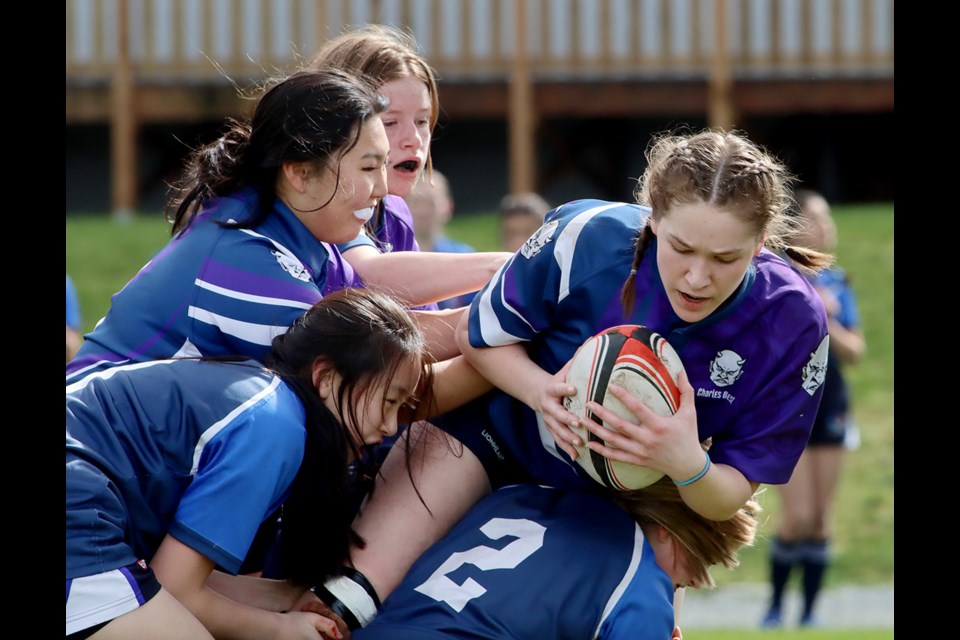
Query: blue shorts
[
  {"left": 66, "top": 456, "right": 162, "bottom": 636},
  {"left": 429, "top": 392, "right": 532, "bottom": 490}
]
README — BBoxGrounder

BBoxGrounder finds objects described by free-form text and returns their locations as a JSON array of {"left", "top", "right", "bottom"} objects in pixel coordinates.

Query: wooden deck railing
[
  {"left": 65, "top": 0, "right": 894, "bottom": 214},
  {"left": 67, "top": 0, "right": 893, "bottom": 85}
]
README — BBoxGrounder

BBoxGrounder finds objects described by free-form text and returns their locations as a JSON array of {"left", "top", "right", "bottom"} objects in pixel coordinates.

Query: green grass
[
  {"left": 66, "top": 202, "right": 894, "bottom": 589},
  {"left": 685, "top": 631, "right": 892, "bottom": 640}
]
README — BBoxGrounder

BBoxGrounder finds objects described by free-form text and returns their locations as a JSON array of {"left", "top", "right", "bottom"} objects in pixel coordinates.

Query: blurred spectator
[
  {"left": 761, "top": 188, "right": 866, "bottom": 629},
  {"left": 498, "top": 191, "right": 550, "bottom": 252},
  {"left": 66, "top": 274, "right": 82, "bottom": 363},
  {"left": 406, "top": 171, "right": 477, "bottom": 309}
]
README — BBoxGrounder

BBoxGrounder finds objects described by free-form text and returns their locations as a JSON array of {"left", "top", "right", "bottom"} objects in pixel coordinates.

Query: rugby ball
[{"left": 563, "top": 324, "right": 685, "bottom": 491}]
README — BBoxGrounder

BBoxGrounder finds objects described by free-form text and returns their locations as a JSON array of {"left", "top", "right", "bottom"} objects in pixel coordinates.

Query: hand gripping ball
[{"left": 563, "top": 324, "right": 685, "bottom": 491}]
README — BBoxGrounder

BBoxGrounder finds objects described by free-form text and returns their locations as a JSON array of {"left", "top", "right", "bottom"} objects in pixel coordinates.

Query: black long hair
[
  {"left": 263, "top": 288, "right": 433, "bottom": 584},
  {"left": 167, "top": 69, "right": 388, "bottom": 235}
]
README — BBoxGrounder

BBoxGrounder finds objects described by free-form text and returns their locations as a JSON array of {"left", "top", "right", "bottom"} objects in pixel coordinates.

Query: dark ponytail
[{"left": 166, "top": 69, "right": 388, "bottom": 236}]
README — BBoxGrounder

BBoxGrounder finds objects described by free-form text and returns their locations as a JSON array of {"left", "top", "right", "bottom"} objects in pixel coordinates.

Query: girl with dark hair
[
  {"left": 66, "top": 69, "right": 391, "bottom": 383},
  {"left": 66, "top": 288, "right": 433, "bottom": 640}
]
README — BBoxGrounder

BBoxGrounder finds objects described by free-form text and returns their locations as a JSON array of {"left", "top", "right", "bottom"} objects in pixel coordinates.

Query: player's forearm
[
  {"left": 410, "top": 307, "right": 466, "bottom": 362},
  {"left": 421, "top": 356, "right": 494, "bottom": 418},
  {"left": 349, "top": 250, "right": 512, "bottom": 307},
  {"left": 205, "top": 570, "right": 306, "bottom": 612},
  {"left": 676, "top": 462, "right": 758, "bottom": 521},
  {"left": 460, "top": 344, "right": 548, "bottom": 410}
]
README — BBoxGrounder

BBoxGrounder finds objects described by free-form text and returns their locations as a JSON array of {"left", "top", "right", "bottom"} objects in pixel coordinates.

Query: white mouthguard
[{"left": 353, "top": 206, "right": 375, "bottom": 222}]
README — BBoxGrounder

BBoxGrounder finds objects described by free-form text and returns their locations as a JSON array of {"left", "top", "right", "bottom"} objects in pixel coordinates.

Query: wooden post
[
  {"left": 708, "top": 0, "right": 735, "bottom": 131},
  {"left": 508, "top": 0, "right": 535, "bottom": 194},
  {"left": 111, "top": 0, "right": 136, "bottom": 221}
]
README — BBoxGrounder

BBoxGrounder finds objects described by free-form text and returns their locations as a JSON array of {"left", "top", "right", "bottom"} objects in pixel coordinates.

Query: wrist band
[
  {"left": 675, "top": 452, "right": 711, "bottom": 487},
  {"left": 312, "top": 567, "right": 381, "bottom": 630}
]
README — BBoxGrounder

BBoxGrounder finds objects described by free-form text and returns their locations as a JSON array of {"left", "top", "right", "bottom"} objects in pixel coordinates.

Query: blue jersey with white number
[
  {"left": 66, "top": 358, "right": 306, "bottom": 578},
  {"left": 66, "top": 187, "right": 362, "bottom": 381},
  {"left": 466, "top": 199, "right": 829, "bottom": 486},
  {"left": 354, "top": 484, "right": 674, "bottom": 640}
]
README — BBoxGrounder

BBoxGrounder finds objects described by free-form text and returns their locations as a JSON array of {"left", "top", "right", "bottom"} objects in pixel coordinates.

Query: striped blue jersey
[
  {"left": 66, "top": 187, "right": 362, "bottom": 381},
  {"left": 66, "top": 358, "right": 306, "bottom": 578},
  {"left": 354, "top": 484, "right": 675, "bottom": 640},
  {"left": 469, "top": 199, "right": 829, "bottom": 486}
]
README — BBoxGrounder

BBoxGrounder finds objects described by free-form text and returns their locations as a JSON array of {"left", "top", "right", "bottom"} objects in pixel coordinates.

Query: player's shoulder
[
  {"left": 752, "top": 251, "right": 828, "bottom": 330},
  {"left": 544, "top": 200, "right": 648, "bottom": 250},
  {"left": 383, "top": 194, "right": 414, "bottom": 224},
  {"left": 755, "top": 250, "right": 820, "bottom": 297},
  {"left": 549, "top": 199, "right": 648, "bottom": 225},
  {"left": 214, "top": 366, "right": 306, "bottom": 442}
]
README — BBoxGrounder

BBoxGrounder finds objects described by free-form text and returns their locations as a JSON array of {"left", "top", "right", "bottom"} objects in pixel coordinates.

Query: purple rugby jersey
[{"left": 466, "top": 199, "right": 830, "bottom": 487}]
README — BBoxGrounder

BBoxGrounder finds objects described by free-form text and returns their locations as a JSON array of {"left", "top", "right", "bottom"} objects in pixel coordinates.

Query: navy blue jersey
[
  {"left": 66, "top": 358, "right": 306, "bottom": 578},
  {"left": 67, "top": 187, "right": 362, "bottom": 381},
  {"left": 465, "top": 199, "right": 829, "bottom": 486},
  {"left": 354, "top": 484, "right": 674, "bottom": 640}
]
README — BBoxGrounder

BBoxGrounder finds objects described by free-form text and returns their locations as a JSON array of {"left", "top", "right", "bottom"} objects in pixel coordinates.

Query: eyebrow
[
  {"left": 389, "top": 382, "right": 414, "bottom": 396},
  {"left": 667, "top": 233, "right": 744, "bottom": 256}
]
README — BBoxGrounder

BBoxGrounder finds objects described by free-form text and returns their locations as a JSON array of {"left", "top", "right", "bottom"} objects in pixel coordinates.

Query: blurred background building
[{"left": 66, "top": 0, "right": 894, "bottom": 216}]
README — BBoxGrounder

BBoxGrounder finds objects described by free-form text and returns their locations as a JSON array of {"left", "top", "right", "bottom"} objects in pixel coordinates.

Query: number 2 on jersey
[{"left": 413, "top": 517, "right": 546, "bottom": 612}]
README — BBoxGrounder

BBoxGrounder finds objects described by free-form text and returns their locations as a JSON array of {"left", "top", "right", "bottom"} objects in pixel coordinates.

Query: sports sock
[
  {"left": 768, "top": 536, "right": 802, "bottom": 610},
  {"left": 800, "top": 538, "right": 830, "bottom": 620}
]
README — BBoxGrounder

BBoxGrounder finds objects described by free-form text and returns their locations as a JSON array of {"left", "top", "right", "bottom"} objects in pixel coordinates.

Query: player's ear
[
  {"left": 753, "top": 233, "right": 765, "bottom": 256},
  {"left": 649, "top": 217, "right": 659, "bottom": 235},
  {"left": 655, "top": 524, "right": 672, "bottom": 544},
  {"left": 281, "top": 161, "right": 309, "bottom": 194},
  {"left": 312, "top": 359, "right": 337, "bottom": 399}
]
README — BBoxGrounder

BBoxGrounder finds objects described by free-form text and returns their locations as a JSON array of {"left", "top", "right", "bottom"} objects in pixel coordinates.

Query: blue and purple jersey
[
  {"left": 66, "top": 188, "right": 361, "bottom": 381},
  {"left": 66, "top": 358, "right": 306, "bottom": 579},
  {"left": 354, "top": 484, "right": 675, "bottom": 640},
  {"left": 464, "top": 199, "right": 829, "bottom": 486}
]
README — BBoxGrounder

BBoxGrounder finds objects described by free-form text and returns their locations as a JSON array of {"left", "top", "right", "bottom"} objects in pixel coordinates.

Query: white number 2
[{"left": 413, "top": 517, "right": 546, "bottom": 612}]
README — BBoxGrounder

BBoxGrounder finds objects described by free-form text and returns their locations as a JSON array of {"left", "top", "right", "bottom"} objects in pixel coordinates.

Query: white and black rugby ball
[{"left": 564, "top": 324, "right": 685, "bottom": 491}]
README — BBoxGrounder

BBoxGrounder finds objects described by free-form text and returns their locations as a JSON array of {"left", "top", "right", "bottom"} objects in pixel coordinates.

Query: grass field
[
  {"left": 66, "top": 202, "right": 894, "bottom": 591},
  {"left": 688, "top": 631, "right": 892, "bottom": 640}
]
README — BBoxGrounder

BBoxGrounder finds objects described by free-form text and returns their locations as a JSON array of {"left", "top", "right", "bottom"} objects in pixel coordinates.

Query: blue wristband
[{"left": 675, "top": 452, "right": 711, "bottom": 487}]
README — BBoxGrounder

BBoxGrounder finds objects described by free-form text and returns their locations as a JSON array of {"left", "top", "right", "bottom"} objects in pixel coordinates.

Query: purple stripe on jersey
[
  {"left": 66, "top": 297, "right": 190, "bottom": 372},
  {"left": 200, "top": 257, "right": 320, "bottom": 305},
  {"left": 67, "top": 353, "right": 131, "bottom": 373},
  {"left": 119, "top": 565, "right": 147, "bottom": 605}
]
